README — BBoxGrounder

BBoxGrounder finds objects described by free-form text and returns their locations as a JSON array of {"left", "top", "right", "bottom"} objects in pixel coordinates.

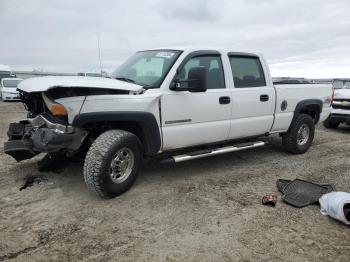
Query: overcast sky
[{"left": 1, "top": 0, "right": 350, "bottom": 78}]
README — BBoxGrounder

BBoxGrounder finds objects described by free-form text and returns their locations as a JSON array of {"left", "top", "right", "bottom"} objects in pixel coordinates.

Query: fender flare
[
  {"left": 289, "top": 99, "right": 323, "bottom": 130},
  {"left": 72, "top": 111, "right": 161, "bottom": 155}
]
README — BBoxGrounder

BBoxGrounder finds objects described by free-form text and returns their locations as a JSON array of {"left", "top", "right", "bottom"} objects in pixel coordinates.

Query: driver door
[{"left": 161, "top": 52, "right": 232, "bottom": 150}]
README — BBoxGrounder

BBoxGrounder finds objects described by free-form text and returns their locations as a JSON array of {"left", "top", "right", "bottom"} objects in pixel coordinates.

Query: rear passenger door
[{"left": 227, "top": 54, "right": 275, "bottom": 139}]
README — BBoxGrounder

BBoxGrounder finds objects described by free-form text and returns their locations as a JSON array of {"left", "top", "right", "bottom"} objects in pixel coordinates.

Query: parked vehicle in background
[
  {"left": 0, "top": 78, "right": 23, "bottom": 101},
  {"left": 273, "top": 77, "right": 311, "bottom": 84},
  {"left": 78, "top": 72, "right": 109, "bottom": 78},
  {"left": 0, "top": 65, "right": 16, "bottom": 81},
  {"left": 332, "top": 79, "right": 350, "bottom": 90},
  {"left": 78, "top": 72, "right": 102, "bottom": 77},
  {"left": 4, "top": 47, "right": 333, "bottom": 198},
  {"left": 324, "top": 88, "right": 350, "bottom": 128}
]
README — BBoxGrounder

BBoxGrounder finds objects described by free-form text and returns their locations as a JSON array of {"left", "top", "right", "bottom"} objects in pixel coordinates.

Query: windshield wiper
[
  {"left": 115, "top": 77, "right": 136, "bottom": 84},
  {"left": 143, "top": 85, "right": 158, "bottom": 89},
  {"left": 116, "top": 77, "right": 159, "bottom": 89}
]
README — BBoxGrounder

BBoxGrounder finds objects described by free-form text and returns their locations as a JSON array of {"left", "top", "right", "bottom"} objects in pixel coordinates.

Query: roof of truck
[{"left": 142, "top": 46, "right": 259, "bottom": 55}]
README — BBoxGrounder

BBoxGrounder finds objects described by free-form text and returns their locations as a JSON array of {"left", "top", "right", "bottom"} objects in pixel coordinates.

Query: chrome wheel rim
[
  {"left": 297, "top": 124, "right": 310, "bottom": 146},
  {"left": 110, "top": 147, "right": 134, "bottom": 183}
]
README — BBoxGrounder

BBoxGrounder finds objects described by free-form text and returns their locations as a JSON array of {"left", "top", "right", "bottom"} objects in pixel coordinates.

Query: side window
[
  {"left": 179, "top": 55, "right": 225, "bottom": 89},
  {"left": 229, "top": 56, "right": 266, "bottom": 88}
]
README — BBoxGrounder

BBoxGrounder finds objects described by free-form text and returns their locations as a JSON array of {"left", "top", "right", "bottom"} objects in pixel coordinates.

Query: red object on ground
[{"left": 262, "top": 194, "right": 277, "bottom": 207}]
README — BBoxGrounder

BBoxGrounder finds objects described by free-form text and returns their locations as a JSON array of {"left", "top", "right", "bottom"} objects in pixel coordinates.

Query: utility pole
[{"left": 97, "top": 32, "right": 103, "bottom": 76}]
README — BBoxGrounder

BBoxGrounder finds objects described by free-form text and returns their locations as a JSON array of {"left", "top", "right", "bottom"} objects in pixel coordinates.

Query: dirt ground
[{"left": 0, "top": 101, "right": 349, "bottom": 262}]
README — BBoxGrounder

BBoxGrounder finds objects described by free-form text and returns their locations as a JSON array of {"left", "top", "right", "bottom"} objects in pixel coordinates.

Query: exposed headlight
[{"left": 42, "top": 93, "right": 68, "bottom": 116}]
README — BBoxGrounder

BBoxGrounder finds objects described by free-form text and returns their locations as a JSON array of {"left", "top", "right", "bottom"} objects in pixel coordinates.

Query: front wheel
[
  {"left": 282, "top": 114, "right": 315, "bottom": 154},
  {"left": 83, "top": 130, "right": 142, "bottom": 198},
  {"left": 323, "top": 118, "right": 340, "bottom": 129}
]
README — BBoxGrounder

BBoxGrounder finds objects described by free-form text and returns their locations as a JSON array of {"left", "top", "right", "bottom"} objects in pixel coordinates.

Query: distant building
[
  {"left": 14, "top": 70, "right": 76, "bottom": 80},
  {"left": 78, "top": 71, "right": 109, "bottom": 78},
  {"left": 15, "top": 70, "right": 108, "bottom": 80}
]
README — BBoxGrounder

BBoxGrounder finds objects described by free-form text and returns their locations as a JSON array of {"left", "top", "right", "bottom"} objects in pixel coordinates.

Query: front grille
[
  {"left": 333, "top": 98, "right": 350, "bottom": 102},
  {"left": 332, "top": 104, "right": 350, "bottom": 110}
]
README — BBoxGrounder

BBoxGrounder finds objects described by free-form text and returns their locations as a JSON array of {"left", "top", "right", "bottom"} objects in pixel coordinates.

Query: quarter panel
[{"left": 272, "top": 84, "right": 332, "bottom": 131}]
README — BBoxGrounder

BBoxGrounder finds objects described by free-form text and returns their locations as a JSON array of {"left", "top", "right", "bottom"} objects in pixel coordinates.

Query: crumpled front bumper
[{"left": 4, "top": 115, "right": 87, "bottom": 162}]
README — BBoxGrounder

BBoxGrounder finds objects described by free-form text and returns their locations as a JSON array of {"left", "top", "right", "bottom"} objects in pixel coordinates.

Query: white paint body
[{"left": 17, "top": 47, "right": 333, "bottom": 153}]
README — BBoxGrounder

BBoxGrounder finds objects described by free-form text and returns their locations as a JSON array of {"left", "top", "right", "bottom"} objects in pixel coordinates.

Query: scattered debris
[
  {"left": 319, "top": 192, "right": 350, "bottom": 225},
  {"left": 37, "top": 229, "right": 51, "bottom": 244},
  {"left": 262, "top": 194, "right": 277, "bottom": 207},
  {"left": 19, "top": 176, "right": 52, "bottom": 191},
  {"left": 276, "top": 179, "right": 335, "bottom": 208}
]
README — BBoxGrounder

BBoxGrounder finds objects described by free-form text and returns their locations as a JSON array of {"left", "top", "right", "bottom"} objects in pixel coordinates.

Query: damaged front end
[
  {"left": 4, "top": 75, "right": 145, "bottom": 162},
  {"left": 4, "top": 115, "right": 88, "bottom": 161},
  {"left": 4, "top": 89, "right": 88, "bottom": 161}
]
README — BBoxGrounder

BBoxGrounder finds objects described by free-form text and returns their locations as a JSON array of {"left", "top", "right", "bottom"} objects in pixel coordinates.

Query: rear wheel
[
  {"left": 84, "top": 130, "right": 142, "bottom": 198},
  {"left": 323, "top": 118, "right": 340, "bottom": 129},
  {"left": 282, "top": 114, "right": 315, "bottom": 154}
]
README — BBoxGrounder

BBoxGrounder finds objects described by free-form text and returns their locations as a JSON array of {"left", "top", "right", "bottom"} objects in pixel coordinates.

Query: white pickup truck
[
  {"left": 4, "top": 47, "right": 333, "bottom": 198},
  {"left": 323, "top": 88, "right": 350, "bottom": 128}
]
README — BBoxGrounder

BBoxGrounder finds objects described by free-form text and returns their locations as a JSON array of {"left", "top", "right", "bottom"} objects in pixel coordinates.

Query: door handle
[
  {"left": 260, "top": 94, "right": 269, "bottom": 102},
  {"left": 219, "top": 96, "right": 231, "bottom": 104}
]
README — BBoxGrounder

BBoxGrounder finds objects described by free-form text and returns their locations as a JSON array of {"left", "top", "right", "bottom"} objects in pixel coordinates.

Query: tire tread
[
  {"left": 282, "top": 114, "right": 315, "bottom": 154},
  {"left": 83, "top": 130, "right": 140, "bottom": 198}
]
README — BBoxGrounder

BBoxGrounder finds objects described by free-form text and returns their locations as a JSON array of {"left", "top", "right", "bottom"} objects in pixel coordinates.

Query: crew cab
[
  {"left": 323, "top": 87, "right": 350, "bottom": 128},
  {"left": 4, "top": 47, "right": 333, "bottom": 198}
]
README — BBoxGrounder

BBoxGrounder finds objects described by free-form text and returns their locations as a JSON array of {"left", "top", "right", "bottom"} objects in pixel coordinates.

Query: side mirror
[{"left": 170, "top": 67, "right": 207, "bottom": 92}]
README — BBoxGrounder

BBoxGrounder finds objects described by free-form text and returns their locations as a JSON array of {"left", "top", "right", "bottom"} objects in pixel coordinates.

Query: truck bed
[{"left": 271, "top": 84, "right": 332, "bottom": 132}]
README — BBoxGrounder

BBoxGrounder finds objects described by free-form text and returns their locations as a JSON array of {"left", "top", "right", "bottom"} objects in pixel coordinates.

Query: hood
[
  {"left": 334, "top": 89, "right": 350, "bottom": 99},
  {"left": 17, "top": 76, "right": 144, "bottom": 93}
]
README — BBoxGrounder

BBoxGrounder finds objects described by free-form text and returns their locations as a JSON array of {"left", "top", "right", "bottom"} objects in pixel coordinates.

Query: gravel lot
[{"left": 0, "top": 101, "right": 349, "bottom": 261}]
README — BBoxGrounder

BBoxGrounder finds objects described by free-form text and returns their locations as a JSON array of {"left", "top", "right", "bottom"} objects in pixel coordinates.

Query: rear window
[{"left": 229, "top": 56, "right": 266, "bottom": 88}]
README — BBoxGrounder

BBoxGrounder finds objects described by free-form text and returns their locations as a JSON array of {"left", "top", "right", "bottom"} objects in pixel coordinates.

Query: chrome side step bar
[{"left": 171, "top": 141, "right": 266, "bottom": 163}]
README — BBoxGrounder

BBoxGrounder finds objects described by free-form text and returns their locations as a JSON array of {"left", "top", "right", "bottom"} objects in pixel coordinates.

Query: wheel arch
[
  {"left": 72, "top": 111, "right": 161, "bottom": 155},
  {"left": 289, "top": 99, "right": 323, "bottom": 130}
]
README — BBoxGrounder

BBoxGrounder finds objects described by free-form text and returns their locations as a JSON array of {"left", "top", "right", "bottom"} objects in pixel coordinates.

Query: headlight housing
[{"left": 42, "top": 93, "right": 68, "bottom": 116}]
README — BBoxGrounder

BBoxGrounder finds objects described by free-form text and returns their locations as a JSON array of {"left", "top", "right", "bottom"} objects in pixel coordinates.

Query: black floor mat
[
  {"left": 276, "top": 179, "right": 292, "bottom": 193},
  {"left": 277, "top": 179, "right": 335, "bottom": 194},
  {"left": 277, "top": 179, "right": 335, "bottom": 208}
]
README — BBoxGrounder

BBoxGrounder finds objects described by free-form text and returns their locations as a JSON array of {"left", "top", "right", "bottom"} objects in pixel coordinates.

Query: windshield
[
  {"left": 110, "top": 50, "right": 182, "bottom": 87},
  {"left": 3, "top": 79, "right": 21, "bottom": 88}
]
